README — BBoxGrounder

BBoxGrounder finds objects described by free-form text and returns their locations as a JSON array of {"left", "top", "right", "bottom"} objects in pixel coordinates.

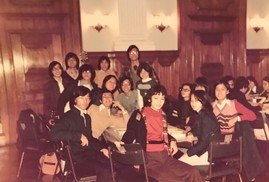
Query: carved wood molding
[
  {"left": 246, "top": 49, "right": 269, "bottom": 64},
  {"left": 86, "top": 51, "right": 179, "bottom": 67},
  {"left": 0, "top": 13, "right": 67, "bottom": 19},
  {"left": 192, "top": 0, "right": 233, "bottom": 10},
  {"left": 10, "top": 0, "right": 54, "bottom": 6},
  {"left": 199, "top": 32, "right": 223, "bottom": 45},
  {"left": 21, "top": 33, "right": 52, "bottom": 49},
  {"left": 188, "top": 15, "right": 236, "bottom": 22}
]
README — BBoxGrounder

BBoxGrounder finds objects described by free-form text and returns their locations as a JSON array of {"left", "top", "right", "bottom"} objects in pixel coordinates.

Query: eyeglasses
[
  {"left": 83, "top": 70, "right": 91, "bottom": 74},
  {"left": 181, "top": 89, "right": 191, "bottom": 92},
  {"left": 130, "top": 51, "right": 138, "bottom": 55}
]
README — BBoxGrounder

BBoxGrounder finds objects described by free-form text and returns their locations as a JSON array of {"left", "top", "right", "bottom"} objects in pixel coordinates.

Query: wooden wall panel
[{"left": 0, "top": 0, "right": 81, "bottom": 144}]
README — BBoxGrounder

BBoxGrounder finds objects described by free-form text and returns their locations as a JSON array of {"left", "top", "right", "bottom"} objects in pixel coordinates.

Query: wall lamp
[
  {"left": 156, "top": 23, "right": 169, "bottom": 32},
  {"left": 90, "top": 24, "right": 107, "bottom": 32},
  {"left": 89, "top": 10, "right": 108, "bottom": 32},
  {"left": 153, "top": 13, "right": 170, "bottom": 32},
  {"left": 249, "top": 15, "right": 265, "bottom": 33}
]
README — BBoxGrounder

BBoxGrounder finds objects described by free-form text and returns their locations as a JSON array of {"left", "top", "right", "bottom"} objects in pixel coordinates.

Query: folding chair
[
  {"left": 16, "top": 109, "right": 52, "bottom": 179},
  {"left": 62, "top": 144, "right": 97, "bottom": 182},
  {"left": 201, "top": 134, "right": 243, "bottom": 182},
  {"left": 108, "top": 143, "right": 149, "bottom": 182}
]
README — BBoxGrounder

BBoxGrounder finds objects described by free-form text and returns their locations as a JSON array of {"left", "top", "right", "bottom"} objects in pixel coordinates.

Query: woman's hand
[
  {"left": 170, "top": 141, "right": 178, "bottom": 156},
  {"left": 227, "top": 117, "right": 238, "bottom": 128},
  {"left": 80, "top": 134, "right": 89, "bottom": 147},
  {"left": 186, "top": 132, "right": 195, "bottom": 143},
  {"left": 100, "top": 149, "right": 109, "bottom": 158}
]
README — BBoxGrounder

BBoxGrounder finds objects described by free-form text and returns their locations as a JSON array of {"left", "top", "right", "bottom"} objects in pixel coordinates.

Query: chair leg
[
  {"left": 263, "top": 126, "right": 269, "bottom": 155},
  {"left": 238, "top": 173, "right": 243, "bottom": 182},
  {"left": 221, "top": 175, "right": 226, "bottom": 182},
  {"left": 17, "top": 151, "right": 25, "bottom": 178}
]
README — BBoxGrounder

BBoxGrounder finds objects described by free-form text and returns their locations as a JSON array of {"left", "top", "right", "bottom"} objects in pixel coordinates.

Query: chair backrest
[
  {"left": 63, "top": 143, "right": 97, "bottom": 182},
  {"left": 109, "top": 143, "right": 146, "bottom": 165},
  {"left": 108, "top": 143, "right": 149, "bottom": 182},
  {"left": 17, "top": 109, "right": 43, "bottom": 147},
  {"left": 207, "top": 134, "right": 242, "bottom": 178}
]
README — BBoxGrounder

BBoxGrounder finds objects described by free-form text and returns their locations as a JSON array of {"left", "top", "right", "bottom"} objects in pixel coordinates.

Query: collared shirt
[
  {"left": 78, "top": 80, "right": 93, "bottom": 91},
  {"left": 74, "top": 105, "right": 87, "bottom": 127},
  {"left": 55, "top": 77, "right": 64, "bottom": 93},
  {"left": 213, "top": 98, "right": 231, "bottom": 110},
  {"left": 99, "top": 104, "right": 111, "bottom": 116}
]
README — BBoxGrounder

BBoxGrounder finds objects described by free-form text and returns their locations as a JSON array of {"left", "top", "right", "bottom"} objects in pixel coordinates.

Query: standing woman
[
  {"left": 62, "top": 52, "right": 80, "bottom": 83},
  {"left": 94, "top": 56, "right": 117, "bottom": 88},
  {"left": 212, "top": 81, "right": 265, "bottom": 181},
  {"left": 136, "top": 62, "right": 158, "bottom": 98},
  {"left": 43, "top": 61, "right": 68, "bottom": 121},
  {"left": 179, "top": 90, "right": 220, "bottom": 166},
  {"left": 121, "top": 85, "right": 202, "bottom": 182}
]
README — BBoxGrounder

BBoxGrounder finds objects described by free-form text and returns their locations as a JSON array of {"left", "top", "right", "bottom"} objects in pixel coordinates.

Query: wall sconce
[
  {"left": 249, "top": 15, "right": 265, "bottom": 33},
  {"left": 90, "top": 24, "right": 107, "bottom": 32},
  {"left": 156, "top": 23, "right": 169, "bottom": 32},
  {"left": 89, "top": 10, "right": 108, "bottom": 32},
  {"left": 153, "top": 13, "right": 170, "bottom": 32}
]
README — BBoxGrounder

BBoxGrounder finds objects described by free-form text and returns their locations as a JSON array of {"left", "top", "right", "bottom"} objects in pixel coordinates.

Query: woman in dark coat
[
  {"left": 43, "top": 61, "right": 69, "bottom": 121},
  {"left": 179, "top": 90, "right": 220, "bottom": 166}
]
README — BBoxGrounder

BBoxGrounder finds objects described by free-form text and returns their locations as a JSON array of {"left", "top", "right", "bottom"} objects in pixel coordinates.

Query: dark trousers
[
  {"left": 76, "top": 152, "right": 113, "bottom": 182},
  {"left": 237, "top": 122, "right": 265, "bottom": 180},
  {"left": 146, "top": 150, "right": 202, "bottom": 182}
]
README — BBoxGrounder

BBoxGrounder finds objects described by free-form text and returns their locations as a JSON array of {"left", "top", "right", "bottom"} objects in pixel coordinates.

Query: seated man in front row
[
  {"left": 50, "top": 86, "right": 112, "bottom": 182},
  {"left": 87, "top": 88, "right": 129, "bottom": 140}
]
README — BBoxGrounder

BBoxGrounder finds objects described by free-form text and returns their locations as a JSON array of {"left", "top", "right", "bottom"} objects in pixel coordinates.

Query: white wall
[
  {"left": 247, "top": 0, "right": 269, "bottom": 49},
  {"left": 80, "top": 0, "right": 178, "bottom": 52}
]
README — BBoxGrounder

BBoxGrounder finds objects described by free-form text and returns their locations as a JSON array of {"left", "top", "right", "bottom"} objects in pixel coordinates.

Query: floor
[{"left": 0, "top": 142, "right": 269, "bottom": 182}]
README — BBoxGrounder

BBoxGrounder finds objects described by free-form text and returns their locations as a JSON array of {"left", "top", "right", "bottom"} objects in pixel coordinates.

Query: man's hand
[
  {"left": 100, "top": 148, "right": 109, "bottom": 158},
  {"left": 80, "top": 134, "right": 89, "bottom": 147}
]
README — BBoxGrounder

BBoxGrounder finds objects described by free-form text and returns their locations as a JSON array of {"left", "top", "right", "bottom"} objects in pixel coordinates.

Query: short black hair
[
  {"left": 127, "top": 44, "right": 140, "bottom": 61},
  {"left": 235, "top": 76, "right": 248, "bottom": 90},
  {"left": 78, "top": 64, "right": 96, "bottom": 85},
  {"left": 214, "top": 80, "right": 230, "bottom": 92},
  {"left": 191, "top": 90, "right": 213, "bottom": 111},
  {"left": 246, "top": 76, "right": 259, "bottom": 86},
  {"left": 99, "top": 88, "right": 113, "bottom": 101},
  {"left": 64, "top": 52, "right": 79, "bottom": 69},
  {"left": 263, "top": 76, "right": 269, "bottom": 83},
  {"left": 101, "top": 75, "right": 118, "bottom": 93},
  {"left": 98, "top": 56, "right": 110, "bottom": 70},
  {"left": 145, "top": 84, "right": 167, "bottom": 106},
  {"left": 137, "top": 62, "right": 153, "bottom": 78},
  {"left": 119, "top": 76, "right": 134, "bottom": 92},
  {"left": 70, "top": 86, "right": 90, "bottom": 107},
  {"left": 48, "top": 61, "right": 63, "bottom": 78}
]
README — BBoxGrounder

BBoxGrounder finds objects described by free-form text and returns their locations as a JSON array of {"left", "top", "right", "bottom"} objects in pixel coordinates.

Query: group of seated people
[{"left": 43, "top": 44, "right": 269, "bottom": 182}]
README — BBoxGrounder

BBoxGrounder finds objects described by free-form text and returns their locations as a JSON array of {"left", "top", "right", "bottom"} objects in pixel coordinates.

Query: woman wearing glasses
[{"left": 167, "top": 83, "right": 194, "bottom": 129}]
